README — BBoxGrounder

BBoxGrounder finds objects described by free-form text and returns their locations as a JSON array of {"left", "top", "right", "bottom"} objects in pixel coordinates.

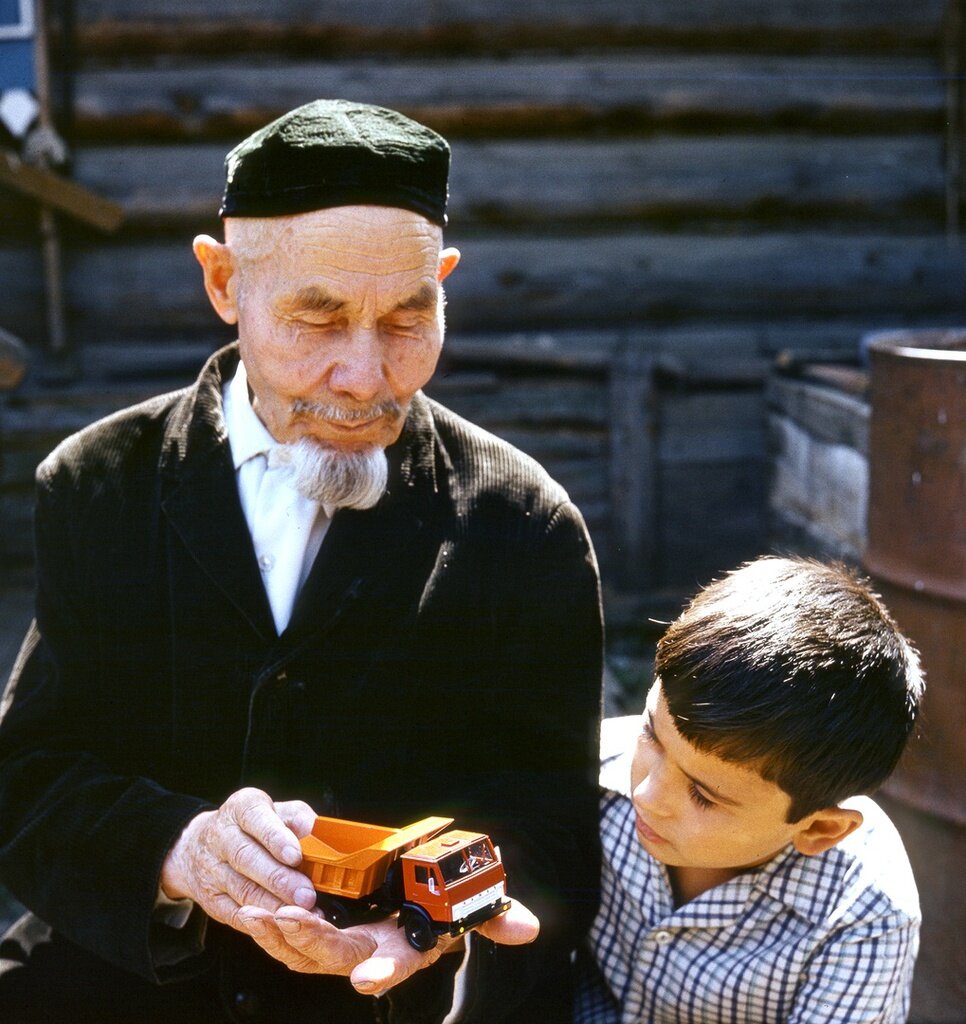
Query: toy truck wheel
[
  {"left": 400, "top": 906, "right": 438, "bottom": 952},
  {"left": 316, "top": 894, "right": 353, "bottom": 929},
  {"left": 383, "top": 862, "right": 404, "bottom": 904}
]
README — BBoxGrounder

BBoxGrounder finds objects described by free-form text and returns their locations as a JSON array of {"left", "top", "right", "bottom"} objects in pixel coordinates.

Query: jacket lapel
[{"left": 159, "top": 345, "right": 276, "bottom": 641}]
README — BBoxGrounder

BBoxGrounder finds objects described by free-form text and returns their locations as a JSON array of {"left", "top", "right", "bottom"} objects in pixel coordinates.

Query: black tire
[
  {"left": 317, "top": 895, "right": 353, "bottom": 929},
  {"left": 383, "top": 862, "right": 405, "bottom": 904},
  {"left": 401, "top": 906, "right": 438, "bottom": 952}
]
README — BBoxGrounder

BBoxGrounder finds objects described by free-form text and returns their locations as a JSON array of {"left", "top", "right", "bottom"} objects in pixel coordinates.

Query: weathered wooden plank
[
  {"left": 609, "top": 342, "right": 657, "bottom": 589},
  {"left": 428, "top": 378, "right": 608, "bottom": 428},
  {"left": 658, "top": 391, "right": 765, "bottom": 465},
  {"left": 767, "top": 413, "right": 868, "bottom": 560},
  {"left": 69, "top": 0, "right": 946, "bottom": 56},
  {"left": 450, "top": 233, "right": 965, "bottom": 328},
  {"left": 656, "top": 460, "right": 767, "bottom": 587},
  {"left": 0, "top": 152, "right": 125, "bottom": 233},
  {"left": 766, "top": 374, "right": 870, "bottom": 453},
  {"left": 53, "top": 134, "right": 945, "bottom": 232},
  {"left": 67, "top": 54, "right": 946, "bottom": 142},
  {"left": 3, "top": 233, "right": 961, "bottom": 339},
  {"left": 75, "top": 0, "right": 946, "bottom": 33},
  {"left": 445, "top": 332, "right": 617, "bottom": 372},
  {"left": 0, "top": 248, "right": 47, "bottom": 347}
]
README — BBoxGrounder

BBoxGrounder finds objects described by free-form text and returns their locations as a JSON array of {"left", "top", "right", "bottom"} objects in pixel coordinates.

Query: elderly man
[{"left": 0, "top": 100, "right": 603, "bottom": 1023}]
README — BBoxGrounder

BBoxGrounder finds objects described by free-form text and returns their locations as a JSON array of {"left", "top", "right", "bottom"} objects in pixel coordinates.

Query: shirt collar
[{"left": 223, "top": 358, "right": 278, "bottom": 470}]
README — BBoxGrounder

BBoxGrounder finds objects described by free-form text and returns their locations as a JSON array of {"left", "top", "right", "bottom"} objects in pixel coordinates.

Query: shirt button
[
  {"left": 258, "top": 553, "right": 275, "bottom": 572},
  {"left": 654, "top": 929, "right": 673, "bottom": 945}
]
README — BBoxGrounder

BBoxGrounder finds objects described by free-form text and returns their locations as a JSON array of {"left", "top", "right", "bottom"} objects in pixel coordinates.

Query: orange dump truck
[{"left": 299, "top": 815, "right": 511, "bottom": 951}]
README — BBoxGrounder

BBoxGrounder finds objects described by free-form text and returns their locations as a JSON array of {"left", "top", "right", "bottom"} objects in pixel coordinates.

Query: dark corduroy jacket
[{"left": 0, "top": 344, "right": 603, "bottom": 1024}]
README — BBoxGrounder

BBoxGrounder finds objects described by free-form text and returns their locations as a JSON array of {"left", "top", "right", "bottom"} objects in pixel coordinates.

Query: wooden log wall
[{"left": 1, "top": 0, "right": 964, "bottom": 617}]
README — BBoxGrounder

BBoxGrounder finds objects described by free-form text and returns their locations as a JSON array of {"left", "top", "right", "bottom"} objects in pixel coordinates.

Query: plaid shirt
[{"left": 575, "top": 717, "right": 920, "bottom": 1024}]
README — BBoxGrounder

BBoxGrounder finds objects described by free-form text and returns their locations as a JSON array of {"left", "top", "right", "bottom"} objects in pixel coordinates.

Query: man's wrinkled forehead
[{"left": 224, "top": 206, "right": 443, "bottom": 269}]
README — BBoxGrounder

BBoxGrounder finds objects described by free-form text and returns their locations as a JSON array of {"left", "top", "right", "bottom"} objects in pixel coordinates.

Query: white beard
[{"left": 270, "top": 438, "right": 388, "bottom": 510}]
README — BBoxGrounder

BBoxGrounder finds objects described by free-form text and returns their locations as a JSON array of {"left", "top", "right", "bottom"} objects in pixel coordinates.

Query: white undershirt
[{"left": 222, "top": 360, "right": 331, "bottom": 633}]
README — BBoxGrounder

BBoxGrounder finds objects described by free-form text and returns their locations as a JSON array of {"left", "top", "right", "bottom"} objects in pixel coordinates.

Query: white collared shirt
[{"left": 222, "top": 360, "right": 330, "bottom": 633}]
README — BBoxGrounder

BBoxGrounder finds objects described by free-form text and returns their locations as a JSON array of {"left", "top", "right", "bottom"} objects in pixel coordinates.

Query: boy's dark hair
[{"left": 656, "top": 556, "right": 924, "bottom": 822}]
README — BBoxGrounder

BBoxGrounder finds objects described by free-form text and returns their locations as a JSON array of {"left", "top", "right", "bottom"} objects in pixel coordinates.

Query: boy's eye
[
  {"left": 688, "top": 782, "right": 715, "bottom": 810},
  {"left": 641, "top": 717, "right": 658, "bottom": 744}
]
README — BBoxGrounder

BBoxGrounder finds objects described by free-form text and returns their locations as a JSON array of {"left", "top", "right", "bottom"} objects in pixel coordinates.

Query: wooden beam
[
  {"left": 609, "top": 341, "right": 657, "bottom": 590},
  {"left": 0, "top": 150, "right": 124, "bottom": 231},
  {"left": 67, "top": 0, "right": 947, "bottom": 57},
  {"left": 66, "top": 53, "right": 946, "bottom": 143},
  {"left": 42, "top": 134, "right": 944, "bottom": 235}
]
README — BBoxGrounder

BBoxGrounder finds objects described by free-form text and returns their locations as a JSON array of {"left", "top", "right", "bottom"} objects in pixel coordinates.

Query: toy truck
[{"left": 299, "top": 815, "right": 511, "bottom": 951}]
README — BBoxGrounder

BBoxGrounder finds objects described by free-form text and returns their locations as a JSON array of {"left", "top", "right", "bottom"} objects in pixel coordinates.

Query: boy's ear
[{"left": 792, "top": 806, "right": 863, "bottom": 857}]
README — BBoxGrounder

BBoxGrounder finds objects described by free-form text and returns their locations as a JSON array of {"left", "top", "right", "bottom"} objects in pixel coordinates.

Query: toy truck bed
[{"left": 300, "top": 815, "right": 453, "bottom": 900}]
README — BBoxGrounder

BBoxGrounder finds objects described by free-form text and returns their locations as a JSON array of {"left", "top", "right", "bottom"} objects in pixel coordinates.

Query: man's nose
[{"left": 326, "top": 327, "right": 386, "bottom": 402}]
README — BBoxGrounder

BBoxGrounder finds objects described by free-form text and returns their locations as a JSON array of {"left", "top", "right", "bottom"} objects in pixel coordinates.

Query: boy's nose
[{"left": 632, "top": 773, "right": 673, "bottom": 819}]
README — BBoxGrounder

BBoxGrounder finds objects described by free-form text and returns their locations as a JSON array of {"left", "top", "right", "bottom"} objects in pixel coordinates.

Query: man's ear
[
  {"left": 792, "top": 806, "right": 863, "bottom": 857},
  {"left": 193, "top": 234, "right": 239, "bottom": 325},
  {"left": 437, "top": 247, "right": 460, "bottom": 283}
]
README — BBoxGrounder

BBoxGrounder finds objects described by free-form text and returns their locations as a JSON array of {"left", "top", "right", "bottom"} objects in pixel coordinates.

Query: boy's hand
[{"left": 236, "top": 899, "right": 540, "bottom": 995}]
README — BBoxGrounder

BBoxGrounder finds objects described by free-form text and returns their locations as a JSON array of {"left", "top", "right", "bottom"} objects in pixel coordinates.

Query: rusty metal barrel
[{"left": 863, "top": 328, "right": 965, "bottom": 1023}]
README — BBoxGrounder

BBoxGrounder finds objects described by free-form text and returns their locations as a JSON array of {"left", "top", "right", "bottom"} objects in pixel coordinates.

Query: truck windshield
[{"left": 438, "top": 841, "right": 495, "bottom": 883}]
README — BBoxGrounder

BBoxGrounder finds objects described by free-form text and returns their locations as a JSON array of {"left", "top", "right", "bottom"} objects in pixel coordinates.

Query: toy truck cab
[{"left": 398, "top": 830, "right": 511, "bottom": 951}]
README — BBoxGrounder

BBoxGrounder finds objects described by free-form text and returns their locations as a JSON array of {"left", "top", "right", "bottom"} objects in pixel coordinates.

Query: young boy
[{"left": 576, "top": 556, "right": 924, "bottom": 1024}]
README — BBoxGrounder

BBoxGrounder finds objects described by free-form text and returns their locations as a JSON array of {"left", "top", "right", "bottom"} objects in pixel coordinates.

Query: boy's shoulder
[{"left": 771, "top": 794, "right": 921, "bottom": 927}]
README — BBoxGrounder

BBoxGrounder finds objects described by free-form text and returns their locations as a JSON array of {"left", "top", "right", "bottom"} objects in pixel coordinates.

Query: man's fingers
[
  {"left": 227, "top": 788, "right": 304, "bottom": 867},
  {"left": 220, "top": 837, "right": 316, "bottom": 909},
  {"left": 211, "top": 789, "right": 316, "bottom": 908},
  {"left": 476, "top": 899, "right": 540, "bottom": 945},
  {"left": 273, "top": 799, "right": 317, "bottom": 839}
]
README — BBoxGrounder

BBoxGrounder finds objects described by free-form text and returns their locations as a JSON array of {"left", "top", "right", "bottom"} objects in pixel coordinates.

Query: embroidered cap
[{"left": 220, "top": 98, "right": 450, "bottom": 226}]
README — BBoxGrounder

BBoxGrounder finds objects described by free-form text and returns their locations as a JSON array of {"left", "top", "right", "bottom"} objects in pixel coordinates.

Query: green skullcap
[{"left": 220, "top": 98, "right": 450, "bottom": 225}]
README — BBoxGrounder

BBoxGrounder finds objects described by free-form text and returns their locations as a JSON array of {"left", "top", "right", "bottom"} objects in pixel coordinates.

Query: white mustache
[{"left": 290, "top": 398, "right": 401, "bottom": 423}]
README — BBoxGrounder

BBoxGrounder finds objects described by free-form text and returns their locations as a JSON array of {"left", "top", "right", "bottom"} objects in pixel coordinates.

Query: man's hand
[
  {"left": 237, "top": 899, "right": 540, "bottom": 996},
  {"left": 160, "top": 787, "right": 318, "bottom": 928}
]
